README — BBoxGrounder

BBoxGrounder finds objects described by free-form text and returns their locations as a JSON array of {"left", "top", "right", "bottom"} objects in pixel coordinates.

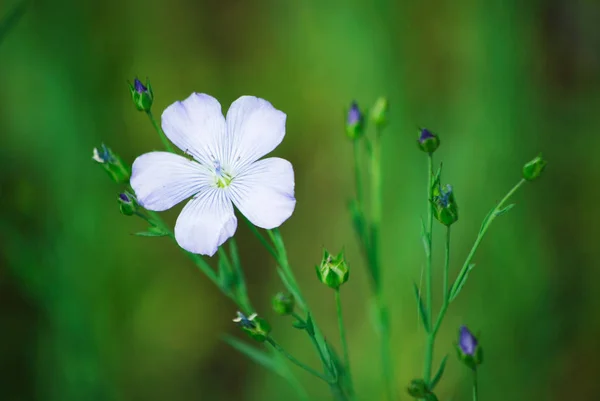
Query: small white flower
[{"left": 130, "top": 93, "right": 296, "bottom": 256}]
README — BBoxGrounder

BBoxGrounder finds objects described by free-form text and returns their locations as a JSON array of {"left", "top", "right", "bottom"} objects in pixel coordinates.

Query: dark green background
[{"left": 1, "top": 0, "right": 598, "bottom": 400}]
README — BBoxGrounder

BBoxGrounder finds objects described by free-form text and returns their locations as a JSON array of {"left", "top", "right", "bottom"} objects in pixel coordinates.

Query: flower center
[{"left": 213, "top": 160, "right": 233, "bottom": 188}]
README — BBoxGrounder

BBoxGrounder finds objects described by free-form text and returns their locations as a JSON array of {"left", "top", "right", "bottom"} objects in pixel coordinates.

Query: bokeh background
[{"left": 1, "top": 0, "right": 599, "bottom": 400}]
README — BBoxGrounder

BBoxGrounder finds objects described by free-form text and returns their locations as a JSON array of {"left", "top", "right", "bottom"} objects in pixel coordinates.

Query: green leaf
[
  {"left": 0, "top": 0, "right": 29, "bottom": 47},
  {"left": 420, "top": 216, "right": 431, "bottom": 257},
  {"left": 413, "top": 282, "right": 430, "bottom": 332},
  {"left": 430, "top": 355, "right": 448, "bottom": 389},
  {"left": 223, "top": 335, "right": 281, "bottom": 373},
  {"left": 134, "top": 227, "right": 169, "bottom": 237},
  {"left": 449, "top": 264, "right": 476, "bottom": 302},
  {"left": 495, "top": 203, "right": 515, "bottom": 217},
  {"left": 292, "top": 320, "right": 306, "bottom": 330},
  {"left": 305, "top": 312, "right": 315, "bottom": 337}
]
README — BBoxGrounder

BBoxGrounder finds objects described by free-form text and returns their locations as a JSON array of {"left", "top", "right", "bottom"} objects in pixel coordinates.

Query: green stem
[
  {"left": 292, "top": 312, "right": 330, "bottom": 372},
  {"left": 369, "top": 129, "right": 394, "bottom": 401},
  {"left": 335, "top": 289, "right": 354, "bottom": 397},
  {"left": 243, "top": 215, "right": 279, "bottom": 260},
  {"left": 472, "top": 368, "right": 479, "bottom": 401},
  {"left": 443, "top": 226, "right": 451, "bottom": 305},
  {"left": 267, "top": 337, "right": 333, "bottom": 384},
  {"left": 353, "top": 139, "right": 364, "bottom": 208},
  {"left": 450, "top": 179, "right": 526, "bottom": 298},
  {"left": 146, "top": 109, "right": 175, "bottom": 153},
  {"left": 423, "top": 153, "right": 435, "bottom": 383}
]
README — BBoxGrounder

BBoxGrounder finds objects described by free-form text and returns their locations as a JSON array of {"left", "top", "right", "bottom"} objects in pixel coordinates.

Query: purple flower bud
[
  {"left": 459, "top": 326, "right": 478, "bottom": 356},
  {"left": 119, "top": 193, "right": 130, "bottom": 202},
  {"left": 418, "top": 128, "right": 435, "bottom": 143},
  {"left": 347, "top": 102, "right": 361, "bottom": 126},
  {"left": 133, "top": 78, "right": 147, "bottom": 93},
  {"left": 417, "top": 128, "right": 440, "bottom": 153}
]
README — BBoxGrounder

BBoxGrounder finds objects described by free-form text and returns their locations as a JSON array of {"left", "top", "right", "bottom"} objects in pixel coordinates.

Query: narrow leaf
[
  {"left": 420, "top": 216, "right": 430, "bottom": 257},
  {"left": 495, "top": 203, "right": 515, "bottom": 217},
  {"left": 449, "top": 264, "right": 476, "bottom": 302},
  {"left": 223, "top": 335, "right": 282, "bottom": 374},
  {"left": 479, "top": 208, "right": 495, "bottom": 234},
  {"left": 413, "top": 282, "right": 430, "bottom": 332},
  {"left": 134, "top": 229, "right": 168, "bottom": 237},
  {"left": 430, "top": 355, "right": 448, "bottom": 389},
  {"left": 305, "top": 312, "right": 315, "bottom": 337},
  {"left": 292, "top": 321, "right": 306, "bottom": 330}
]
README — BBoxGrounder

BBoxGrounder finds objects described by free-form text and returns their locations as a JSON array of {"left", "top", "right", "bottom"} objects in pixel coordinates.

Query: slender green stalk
[
  {"left": 443, "top": 226, "right": 451, "bottom": 303},
  {"left": 423, "top": 153, "right": 435, "bottom": 383},
  {"left": 450, "top": 179, "right": 526, "bottom": 297},
  {"left": 472, "top": 368, "right": 479, "bottom": 401},
  {"left": 243, "top": 215, "right": 279, "bottom": 260},
  {"left": 335, "top": 289, "right": 354, "bottom": 397},
  {"left": 266, "top": 337, "right": 333, "bottom": 384},
  {"left": 292, "top": 312, "right": 330, "bottom": 370},
  {"left": 353, "top": 139, "right": 364, "bottom": 208},
  {"left": 146, "top": 109, "right": 175, "bottom": 153}
]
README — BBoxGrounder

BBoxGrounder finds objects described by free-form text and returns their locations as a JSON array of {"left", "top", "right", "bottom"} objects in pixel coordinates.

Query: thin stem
[
  {"left": 292, "top": 312, "right": 330, "bottom": 372},
  {"left": 146, "top": 109, "right": 175, "bottom": 153},
  {"left": 267, "top": 337, "right": 333, "bottom": 384},
  {"left": 423, "top": 153, "right": 434, "bottom": 383},
  {"left": 472, "top": 368, "right": 479, "bottom": 401},
  {"left": 450, "top": 179, "right": 526, "bottom": 298},
  {"left": 443, "top": 226, "right": 451, "bottom": 303},
  {"left": 335, "top": 289, "right": 354, "bottom": 397},
  {"left": 353, "top": 139, "right": 364, "bottom": 208}
]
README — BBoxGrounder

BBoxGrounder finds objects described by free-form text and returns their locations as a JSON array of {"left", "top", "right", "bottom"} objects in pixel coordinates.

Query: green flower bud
[
  {"left": 432, "top": 182, "right": 458, "bottom": 226},
  {"left": 117, "top": 192, "right": 137, "bottom": 216},
  {"left": 92, "top": 144, "right": 131, "bottom": 184},
  {"left": 369, "top": 96, "right": 389, "bottom": 128},
  {"left": 417, "top": 128, "right": 440, "bottom": 153},
  {"left": 315, "top": 249, "right": 349, "bottom": 289},
  {"left": 272, "top": 292, "right": 295, "bottom": 316},
  {"left": 522, "top": 154, "right": 547, "bottom": 181},
  {"left": 406, "top": 379, "right": 428, "bottom": 398},
  {"left": 345, "top": 101, "right": 364, "bottom": 140},
  {"left": 233, "top": 311, "right": 271, "bottom": 342},
  {"left": 129, "top": 78, "right": 154, "bottom": 112}
]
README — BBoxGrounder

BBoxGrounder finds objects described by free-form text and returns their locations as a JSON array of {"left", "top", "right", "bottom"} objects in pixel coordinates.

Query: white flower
[{"left": 130, "top": 93, "right": 296, "bottom": 256}]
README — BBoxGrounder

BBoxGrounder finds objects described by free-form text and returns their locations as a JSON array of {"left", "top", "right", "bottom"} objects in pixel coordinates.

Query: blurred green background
[{"left": 0, "top": 0, "right": 598, "bottom": 400}]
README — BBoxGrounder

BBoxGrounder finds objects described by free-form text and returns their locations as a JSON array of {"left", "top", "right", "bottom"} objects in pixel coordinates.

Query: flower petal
[
  {"left": 161, "top": 93, "right": 226, "bottom": 166},
  {"left": 131, "top": 152, "right": 210, "bottom": 211},
  {"left": 225, "top": 96, "right": 286, "bottom": 172},
  {"left": 174, "top": 188, "right": 237, "bottom": 256},
  {"left": 228, "top": 157, "right": 295, "bottom": 229}
]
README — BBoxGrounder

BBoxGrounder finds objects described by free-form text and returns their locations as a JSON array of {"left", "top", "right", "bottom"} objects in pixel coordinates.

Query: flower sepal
[
  {"left": 92, "top": 144, "right": 131, "bottom": 184},
  {"left": 522, "top": 154, "right": 547, "bottom": 181},
  {"left": 315, "top": 249, "right": 349, "bottom": 289},
  {"left": 129, "top": 78, "right": 154, "bottom": 112},
  {"left": 117, "top": 191, "right": 137, "bottom": 216},
  {"left": 431, "top": 178, "right": 458, "bottom": 226},
  {"left": 233, "top": 312, "right": 271, "bottom": 342}
]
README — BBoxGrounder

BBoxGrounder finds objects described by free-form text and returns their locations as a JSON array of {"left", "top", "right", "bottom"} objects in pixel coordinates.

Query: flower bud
[
  {"left": 129, "top": 77, "right": 154, "bottom": 112},
  {"left": 345, "top": 101, "right": 364, "bottom": 140},
  {"left": 117, "top": 192, "right": 137, "bottom": 216},
  {"left": 406, "top": 379, "right": 428, "bottom": 398},
  {"left": 417, "top": 128, "right": 440, "bottom": 153},
  {"left": 92, "top": 144, "right": 131, "bottom": 184},
  {"left": 522, "top": 154, "right": 547, "bottom": 181},
  {"left": 233, "top": 311, "right": 271, "bottom": 342},
  {"left": 456, "top": 326, "right": 483, "bottom": 369},
  {"left": 315, "top": 249, "right": 349, "bottom": 289},
  {"left": 272, "top": 292, "right": 295, "bottom": 316},
  {"left": 432, "top": 182, "right": 458, "bottom": 226},
  {"left": 369, "top": 96, "right": 389, "bottom": 128}
]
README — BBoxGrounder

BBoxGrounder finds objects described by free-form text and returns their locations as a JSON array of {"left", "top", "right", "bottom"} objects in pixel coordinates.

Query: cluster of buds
[
  {"left": 233, "top": 311, "right": 271, "bottom": 342},
  {"left": 315, "top": 249, "right": 349, "bottom": 289}
]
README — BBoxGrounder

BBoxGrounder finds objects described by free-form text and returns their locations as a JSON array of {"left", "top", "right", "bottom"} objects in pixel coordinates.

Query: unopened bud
[
  {"left": 233, "top": 311, "right": 271, "bottom": 342},
  {"left": 315, "top": 249, "right": 349, "bottom": 289},
  {"left": 522, "top": 154, "right": 547, "bottom": 181},
  {"left": 129, "top": 77, "right": 154, "bottom": 112}
]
